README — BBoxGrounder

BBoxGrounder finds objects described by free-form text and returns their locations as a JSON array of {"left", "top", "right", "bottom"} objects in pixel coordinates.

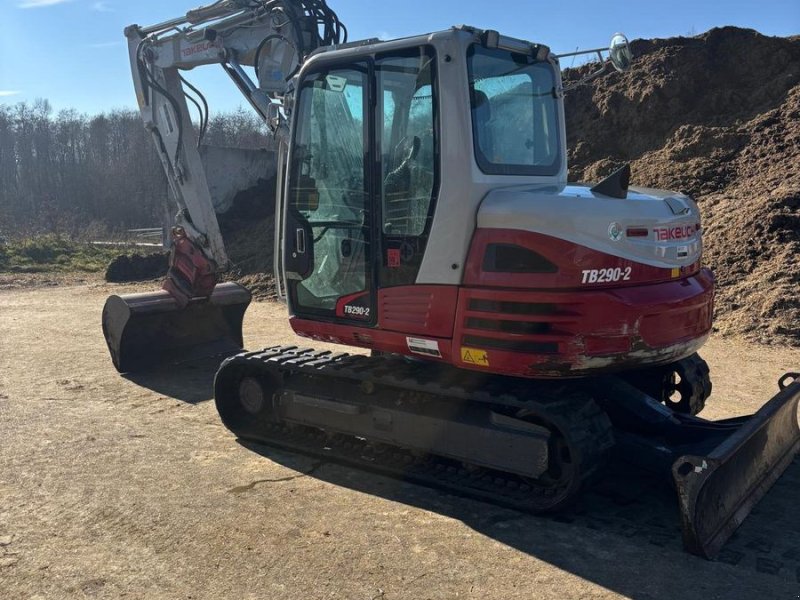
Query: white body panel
[
  {"left": 477, "top": 184, "right": 702, "bottom": 268},
  {"left": 413, "top": 31, "right": 570, "bottom": 285}
]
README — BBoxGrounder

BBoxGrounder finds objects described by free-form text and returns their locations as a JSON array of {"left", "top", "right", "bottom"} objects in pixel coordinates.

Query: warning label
[
  {"left": 461, "top": 347, "right": 489, "bottom": 367},
  {"left": 406, "top": 337, "right": 442, "bottom": 358}
]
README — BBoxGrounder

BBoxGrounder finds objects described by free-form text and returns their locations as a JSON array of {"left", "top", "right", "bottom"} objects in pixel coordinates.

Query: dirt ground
[{"left": 1, "top": 278, "right": 799, "bottom": 599}]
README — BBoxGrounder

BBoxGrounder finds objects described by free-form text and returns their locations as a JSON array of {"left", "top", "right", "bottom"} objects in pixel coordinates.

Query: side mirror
[
  {"left": 557, "top": 32, "right": 635, "bottom": 91},
  {"left": 609, "top": 33, "right": 633, "bottom": 72}
]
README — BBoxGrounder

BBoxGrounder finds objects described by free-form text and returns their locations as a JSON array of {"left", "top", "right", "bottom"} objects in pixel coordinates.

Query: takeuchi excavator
[{"left": 102, "top": 0, "right": 800, "bottom": 559}]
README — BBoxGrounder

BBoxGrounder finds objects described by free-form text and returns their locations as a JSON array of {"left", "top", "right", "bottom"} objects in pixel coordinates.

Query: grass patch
[{"left": 0, "top": 235, "right": 135, "bottom": 274}]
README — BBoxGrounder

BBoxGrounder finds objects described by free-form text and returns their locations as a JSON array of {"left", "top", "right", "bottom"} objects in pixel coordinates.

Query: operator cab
[{"left": 282, "top": 27, "right": 565, "bottom": 326}]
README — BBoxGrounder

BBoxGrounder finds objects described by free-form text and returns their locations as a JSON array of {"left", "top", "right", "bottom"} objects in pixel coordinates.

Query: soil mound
[
  {"left": 218, "top": 177, "right": 277, "bottom": 300},
  {"left": 564, "top": 27, "right": 800, "bottom": 345},
  {"left": 105, "top": 252, "right": 168, "bottom": 283}
]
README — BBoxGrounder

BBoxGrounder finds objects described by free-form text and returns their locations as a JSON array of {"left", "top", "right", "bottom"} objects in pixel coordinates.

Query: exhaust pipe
[{"left": 102, "top": 282, "right": 252, "bottom": 373}]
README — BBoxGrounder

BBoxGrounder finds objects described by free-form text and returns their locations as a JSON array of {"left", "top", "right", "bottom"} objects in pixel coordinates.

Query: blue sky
[{"left": 1, "top": 0, "right": 798, "bottom": 115}]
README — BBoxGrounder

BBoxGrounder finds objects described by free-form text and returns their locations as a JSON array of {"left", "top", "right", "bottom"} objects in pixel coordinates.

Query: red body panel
[
  {"left": 294, "top": 286, "right": 458, "bottom": 359},
  {"left": 377, "top": 286, "right": 458, "bottom": 338},
  {"left": 451, "top": 270, "right": 714, "bottom": 377},
  {"left": 465, "top": 229, "right": 701, "bottom": 289},
  {"left": 334, "top": 287, "right": 458, "bottom": 338},
  {"left": 290, "top": 229, "right": 715, "bottom": 379}
]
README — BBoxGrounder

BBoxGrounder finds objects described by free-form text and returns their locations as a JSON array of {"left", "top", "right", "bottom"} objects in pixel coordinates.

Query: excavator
[{"left": 102, "top": 0, "right": 800, "bottom": 559}]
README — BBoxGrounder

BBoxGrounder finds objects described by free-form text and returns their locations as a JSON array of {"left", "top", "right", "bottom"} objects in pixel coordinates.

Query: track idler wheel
[
  {"left": 626, "top": 354, "right": 712, "bottom": 416},
  {"left": 214, "top": 363, "right": 283, "bottom": 439}
]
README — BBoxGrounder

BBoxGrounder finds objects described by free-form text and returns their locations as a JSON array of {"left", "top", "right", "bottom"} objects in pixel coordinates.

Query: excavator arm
[
  {"left": 124, "top": 0, "right": 346, "bottom": 303},
  {"left": 103, "top": 1, "right": 347, "bottom": 372}
]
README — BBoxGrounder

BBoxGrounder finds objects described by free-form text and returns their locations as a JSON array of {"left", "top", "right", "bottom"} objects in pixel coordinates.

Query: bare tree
[{"left": 0, "top": 101, "right": 270, "bottom": 237}]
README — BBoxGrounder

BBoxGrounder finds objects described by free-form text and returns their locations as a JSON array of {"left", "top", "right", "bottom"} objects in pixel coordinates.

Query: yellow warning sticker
[
  {"left": 671, "top": 268, "right": 681, "bottom": 278},
  {"left": 461, "top": 347, "right": 490, "bottom": 367}
]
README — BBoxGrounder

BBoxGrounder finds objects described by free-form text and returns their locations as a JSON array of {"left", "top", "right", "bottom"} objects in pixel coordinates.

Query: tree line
[{"left": 0, "top": 100, "right": 269, "bottom": 238}]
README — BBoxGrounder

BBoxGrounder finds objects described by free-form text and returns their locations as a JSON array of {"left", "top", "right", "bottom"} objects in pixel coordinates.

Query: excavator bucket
[
  {"left": 673, "top": 374, "right": 800, "bottom": 558},
  {"left": 102, "top": 282, "right": 252, "bottom": 373}
]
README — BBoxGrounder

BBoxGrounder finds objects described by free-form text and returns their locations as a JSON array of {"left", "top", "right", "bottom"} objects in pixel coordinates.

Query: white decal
[
  {"left": 406, "top": 337, "right": 442, "bottom": 358},
  {"left": 581, "top": 267, "right": 633, "bottom": 285},
  {"left": 344, "top": 305, "right": 371, "bottom": 317}
]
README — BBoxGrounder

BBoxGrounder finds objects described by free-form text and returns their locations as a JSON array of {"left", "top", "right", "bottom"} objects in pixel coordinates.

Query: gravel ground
[{"left": 1, "top": 279, "right": 799, "bottom": 599}]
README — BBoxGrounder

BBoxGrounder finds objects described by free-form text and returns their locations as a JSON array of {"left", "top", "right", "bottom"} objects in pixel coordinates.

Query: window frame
[
  {"left": 467, "top": 44, "right": 562, "bottom": 177},
  {"left": 375, "top": 45, "right": 441, "bottom": 241}
]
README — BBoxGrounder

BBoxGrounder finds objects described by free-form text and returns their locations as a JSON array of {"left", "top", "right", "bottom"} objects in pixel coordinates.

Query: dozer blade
[
  {"left": 102, "top": 282, "right": 252, "bottom": 373},
  {"left": 673, "top": 374, "right": 800, "bottom": 558}
]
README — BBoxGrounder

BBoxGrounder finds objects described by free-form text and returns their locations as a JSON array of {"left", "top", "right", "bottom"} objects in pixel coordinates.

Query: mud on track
[{"left": 1, "top": 280, "right": 799, "bottom": 599}]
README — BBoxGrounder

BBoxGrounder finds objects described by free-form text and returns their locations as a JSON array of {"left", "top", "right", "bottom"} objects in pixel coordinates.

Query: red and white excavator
[{"left": 102, "top": 0, "right": 800, "bottom": 558}]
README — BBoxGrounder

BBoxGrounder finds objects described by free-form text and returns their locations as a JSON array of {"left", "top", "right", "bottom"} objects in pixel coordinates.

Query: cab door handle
[{"left": 296, "top": 228, "right": 306, "bottom": 254}]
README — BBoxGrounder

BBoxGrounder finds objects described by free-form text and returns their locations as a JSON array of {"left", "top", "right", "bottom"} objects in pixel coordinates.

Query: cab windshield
[{"left": 468, "top": 45, "right": 561, "bottom": 176}]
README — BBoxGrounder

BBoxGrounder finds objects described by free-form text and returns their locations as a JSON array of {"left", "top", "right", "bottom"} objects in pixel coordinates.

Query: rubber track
[{"left": 217, "top": 345, "right": 615, "bottom": 512}]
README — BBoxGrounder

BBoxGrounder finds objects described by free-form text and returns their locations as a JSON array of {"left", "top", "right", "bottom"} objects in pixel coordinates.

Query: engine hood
[{"left": 476, "top": 183, "right": 703, "bottom": 269}]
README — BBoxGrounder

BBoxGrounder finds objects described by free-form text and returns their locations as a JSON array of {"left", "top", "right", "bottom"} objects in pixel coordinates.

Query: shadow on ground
[
  {"left": 123, "top": 357, "right": 223, "bottom": 404},
  {"left": 241, "top": 439, "right": 800, "bottom": 599},
  {"left": 122, "top": 358, "right": 800, "bottom": 597}
]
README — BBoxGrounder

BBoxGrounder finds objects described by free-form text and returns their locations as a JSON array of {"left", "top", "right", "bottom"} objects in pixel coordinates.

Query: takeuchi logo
[
  {"left": 181, "top": 40, "right": 222, "bottom": 58},
  {"left": 608, "top": 222, "right": 623, "bottom": 242},
  {"left": 654, "top": 225, "right": 696, "bottom": 241}
]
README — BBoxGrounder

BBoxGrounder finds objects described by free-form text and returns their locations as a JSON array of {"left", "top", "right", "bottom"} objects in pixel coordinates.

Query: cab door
[
  {"left": 284, "top": 63, "right": 376, "bottom": 324},
  {"left": 284, "top": 48, "right": 439, "bottom": 327}
]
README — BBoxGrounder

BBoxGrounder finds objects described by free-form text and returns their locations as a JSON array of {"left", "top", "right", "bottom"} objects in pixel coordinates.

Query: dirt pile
[
  {"left": 105, "top": 252, "right": 168, "bottom": 283},
  {"left": 219, "top": 176, "right": 277, "bottom": 300},
  {"left": 103, "top": 179, "right": 278, "bottom": 298},
  {"left": 565, "top": 27, "right": 800, "bottom": 345}
]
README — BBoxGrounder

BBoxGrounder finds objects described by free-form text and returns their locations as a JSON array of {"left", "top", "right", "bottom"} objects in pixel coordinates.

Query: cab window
[
  {"left": 468, "top": 45, "right": 561, "bottom": 176},
  {"left": 378, "top": 48, "right": 437, "bottom": 236}
]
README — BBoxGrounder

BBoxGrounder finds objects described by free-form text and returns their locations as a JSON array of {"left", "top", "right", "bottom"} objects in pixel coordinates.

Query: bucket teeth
[{"left": 102, "top": 282, "right": 252, "bottom": 373}]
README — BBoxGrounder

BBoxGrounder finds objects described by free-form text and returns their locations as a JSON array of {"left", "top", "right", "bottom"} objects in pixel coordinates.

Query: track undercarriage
[
  {"left": 216, "top": 346, "right": 616, "bottom": 513},
  {"left": 214, "top": 346, "right": 800, "bottom": 558}
]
